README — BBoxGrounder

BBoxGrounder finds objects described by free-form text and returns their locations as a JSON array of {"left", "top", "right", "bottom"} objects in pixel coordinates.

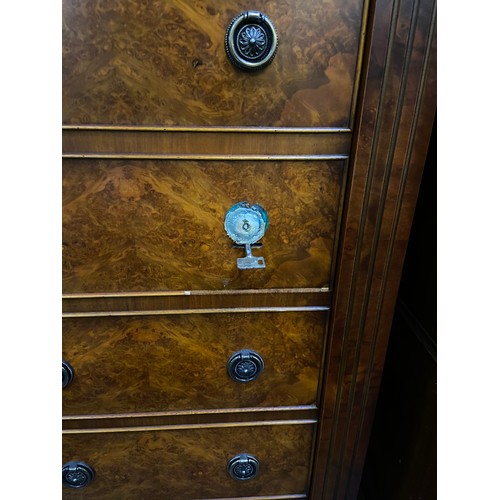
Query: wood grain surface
[
  {"left": 62, "top": 290, "right": 332, "bottom": 315},
  {"left": 309, "top": 0, "right": 437, "bottom": 496},
  {"left": 63, "top": 311, "right": 327, "bottom": 415},
  {"left": 62, "top": 159, "right": 345, "bottom": 293},
  {"left": 60, "top": 0, "right": 437, "bottom": 498},
  {"left": 62, "top": 0, "right": 364, "bottom": 127},
  {"left": 63, "top": 407, "right": 318, "bottom": 431},
  {"left": 62, "top": 127, "right": 352, "bottom": 158},
  {"left": 62, "top": 423, "right": 314, "bottom": 498}
]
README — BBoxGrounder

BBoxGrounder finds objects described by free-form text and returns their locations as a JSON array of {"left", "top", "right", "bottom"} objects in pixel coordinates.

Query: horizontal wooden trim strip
[
  {"left": 63, "top": 411, "right": 318, "bottom": 432},
  {"left": 62, "top": 306, "right": 330, "bottom": 318},
  {"left": 63, "top": 153, "right": 348, "bottom": 161},
  {"left": 63, "top": 287, "right": 330, "bottom": 300},
  {"left": 206, "top": 496, "right": 306, "bottom": 500},
  {"left": 62, "top": 127, "right": 352, "bottom": 157},
  {"left": 62, "top": 419, "right": 317, "bottom": 435},
  {"left": 198, "top": 495, "right": 307, "bottom": 500},
  {"left": 63, "top": 406, "right": 318, "bottom": 432},
  {"left": 64, "top": 405, "right": 318, "bottom": 421},
  {"left": 62, "top": 125, "right": 352, "bottom": 133},
  {"left": 62, "top": 289, "right": 332, "bottom": 314}
]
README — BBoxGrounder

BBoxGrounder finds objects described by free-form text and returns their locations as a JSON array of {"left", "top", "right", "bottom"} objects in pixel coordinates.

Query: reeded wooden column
[{"left": 309, "top": 0, "right": 437, "bottom": 497}]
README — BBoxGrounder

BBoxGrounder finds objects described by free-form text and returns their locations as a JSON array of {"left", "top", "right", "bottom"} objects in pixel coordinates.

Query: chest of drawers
[{"left": 62, "top": 0, "right": 436, "bottom": 498}]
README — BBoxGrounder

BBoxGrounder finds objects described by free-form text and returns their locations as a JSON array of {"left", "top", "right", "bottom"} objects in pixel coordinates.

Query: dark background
[{"left": 358, "top": 119, "right": 437, "bottom": 500}]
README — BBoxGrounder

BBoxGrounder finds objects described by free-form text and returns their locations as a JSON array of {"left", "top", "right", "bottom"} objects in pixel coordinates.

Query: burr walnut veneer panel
[
  {"left": 62, "top": 0, "right": 364, "bottom": 127},
  {"left": 62, "top": 159, "right": 346, "bottom": 293},
  {"left": 63, "top": 311, "right": 327, "bottom": 415},
  {"left": 61, "top": 0, "right": 437, "bottom": 497},
  {"left": 62, "top": 424, "right": 314, "bottom": 499}
]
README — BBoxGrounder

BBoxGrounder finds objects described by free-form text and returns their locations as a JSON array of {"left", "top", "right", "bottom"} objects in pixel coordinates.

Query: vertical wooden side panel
[{"left": 309, "top": 0, "right": 436, "bottom": 497}]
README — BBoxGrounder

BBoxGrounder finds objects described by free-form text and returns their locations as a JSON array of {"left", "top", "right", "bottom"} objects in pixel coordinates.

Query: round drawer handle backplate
[
  {"left": 62, "top": 359, "right": 74, "bottom": 389},
  {"left": 227, "top": 453, "right": 260, "bottom": 480},
  {"left": 227, "top": 349, "right": 264, "bottom": 383},
  {"left": 62, "top": 461, "right": 95, "bottom": 489},
  {"left": 225, "top": 11, "right": 278, "bottom": 71}
]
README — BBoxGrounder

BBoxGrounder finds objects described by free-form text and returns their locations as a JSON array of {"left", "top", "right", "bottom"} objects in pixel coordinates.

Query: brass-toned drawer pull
[
  {"left": 225, "top": 202, "right": 268, "bottom": 269},
  {"left": 225, "top": 10, "right": 278, "bottom": 71},
  {"left": 227, "top": 453, "right": 260, "bottom": 480},
  {"left": 62, "top": 461, "right": 95, "bottom": 488},
  {"left": 227, "top": 349, "right": 264, "bottom": 383},
  {"left": 62, "top": 359, "right": 74, "bottom": 389}
]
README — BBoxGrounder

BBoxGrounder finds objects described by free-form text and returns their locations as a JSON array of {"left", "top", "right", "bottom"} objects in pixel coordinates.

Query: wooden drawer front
[
  {"left": 63, "top": 423, "right": 314, "bottom": 499},
  {"left": 62, "top": 159, "right": 345, "bottom": 294},
  {"left": 62, "top": 0, "right": 364, "bottom": 127},
  {"left": 63, "top": 311, "right": 327, "bottom": 415}
]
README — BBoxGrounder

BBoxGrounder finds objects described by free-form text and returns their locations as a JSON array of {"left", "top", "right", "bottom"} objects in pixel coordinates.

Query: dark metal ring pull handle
[
  {"left": 227, "top": 349, "right": 264, "bottom": 383},
  {"left": 225, "top": 11, "right": 278, "bottom": 71},
  {"left": 227, "top": 453, "right": 260, "bottom": 480},
  {"left": 62, "top": 359, "right": 74, "bottom": 389},
  {"left": 62, "top": 461, "right": 95, "bottom": 488}
]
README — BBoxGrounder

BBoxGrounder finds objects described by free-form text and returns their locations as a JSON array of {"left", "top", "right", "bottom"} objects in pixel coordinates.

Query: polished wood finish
[
  {"left": 63, "top": 423, "right": 314, "bottom": 499},
  {"left": 309, "top": 0, "right": 437, "bottom": 497},
  {"left": 62, "top": 159, "right": 346, "bottom": 293},
  {"left": 62, "top": 290, "right": 331, "bottom": 314},
  {"left": 63, "top": 406, "right": 318, "bottom": 431},
  {"left": 62, "top": 0, "right": 365, "bottom": 127},
  {"left": 63, "top": 311, "right": 327, "bottom": 414},
  {"left": 61, "top": 0, "right": 436, "bottom": 497},
  {"left": 62, "top": 127, "right": 352, "bottom": 158}
]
